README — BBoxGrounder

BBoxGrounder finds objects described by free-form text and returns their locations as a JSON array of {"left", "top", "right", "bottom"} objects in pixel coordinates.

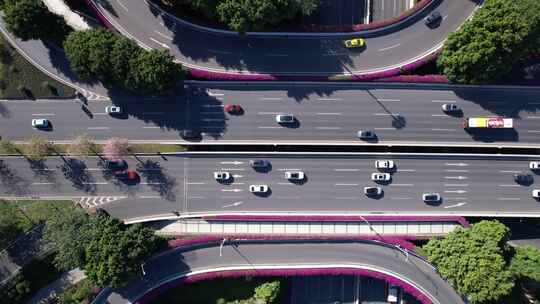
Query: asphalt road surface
[
  {"left": 90, "top": 0, "right": 478, "bottom": 75},
  {"left": 104, "top": 240, "right": 464, "bottom": 304},
  {"left": 1, "top": 153, "right": 540, "bottom": 221},
  {"left": 3, "top": 83, "right": 540, "bottom": 147},
  {"left": 372, "top": 0, "right": 411, "bottom": 21}
]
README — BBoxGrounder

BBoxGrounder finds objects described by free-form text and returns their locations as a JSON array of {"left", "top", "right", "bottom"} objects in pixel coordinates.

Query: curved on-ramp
[
  {"left": 86, "top": 0, "right": 480, "bottom": 77},
  {"left": 101, "top": 240, "right": 463, "bottom": 304}
]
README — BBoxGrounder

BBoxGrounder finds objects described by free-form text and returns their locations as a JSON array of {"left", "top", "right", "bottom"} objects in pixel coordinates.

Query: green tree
[
  {"left": 0, "top": 202, "right": 31, "bottom": 249},
  {"left": 63, "top": 29, "right": 116, "bottom": 81},
  {"left": 3, "top": 0, "right": 69, "bottom": 42},
  {"left": 109, "top": 37, "right": 141, "bottom": 87},
  {"left": 438, "top": 0, "right": 540, "bottom": 84},
  {"left": 254, "top": 281, "right": 280, "bottom": 304},
  {"left": 510, "top": 245, "right": 540, "bottom": 282},
  {"left": 83, "top": 215, "right": 165, "bottom": 288},
  {"left": 423, "top": 220, "right": 514, "bottom": 303},
  {"left": 127, "top": 49, "right": 182, "bottom": 94},
  {"left": 44, "top": 206, "right": 91, "bottom": 270}
]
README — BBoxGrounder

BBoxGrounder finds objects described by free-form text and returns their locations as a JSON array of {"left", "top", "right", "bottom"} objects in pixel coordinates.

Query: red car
[
  {"left": 224, "top": 104, "right": 243, "bottom": 115},
  {"left": 116, "top": 170, "right": 139, "bottom": 182}
]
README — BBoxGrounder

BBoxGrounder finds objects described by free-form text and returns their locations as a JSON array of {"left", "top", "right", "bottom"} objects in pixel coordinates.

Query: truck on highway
[{"left": 463, "top": 117, "right": 514, "bottom": 129}]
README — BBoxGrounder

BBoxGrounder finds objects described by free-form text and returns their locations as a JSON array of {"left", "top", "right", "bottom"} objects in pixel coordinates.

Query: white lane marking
[
  {"left": 442, "top": 14, "right": 448, "bottom": 20},
  {"left": 154, "top": 30, "right": 172, "bottom": 40},
  {"left": 260, "top": 97, "right": 283, "bottom": 101},
  {"left": 444, "top": 184, "right": 469, "bottom": 187},
  {"left": 277, "top": 182, "right": 294, "bottom": 185},
  {"left": 32, "top": 113, "right": 55, "bottom": 116},
  {"left": 315, "top": 127, "right": 341, "bottom": 130},
  {"left": 527, "top": 130, "right": 540, "bottom": 133},
  {"left": 221, "top": 161, "right": 243, "bottom": 165},
  {"left": 334, "top": 183, "right": 358, "bottom": 186},
  {"left": 208, "top": 49, "right": 232, "bottom": 55},
  {"left": 390, "top": 197, "right": 412, "bottom": 200},
  {"left": 444, "top": 202, "right": 467, "bottom": 209},
  {"left": 189, "top": 196, "right": 205, "bottom": 199},
  {"left": 444, "top": 169, "right": 469, "bottom": 173},
  {"left": 201, "top": 118, "right": 225, "bottom": 122},
  {"left": 142, "top": 126, "right": 160, "bottom": 129},
  {"left": 220, "top": 168, "right": 245, "bottom": 171},
  {"left": 317, "top": 98, "right": 342, "bottom": 101},
  {"left": 32, "top": 182, "right": 53, "bottom": 185},
  {"left": 258, "top": 112, "right": 281, "bottom": 115},
  {"left": 82, "top": 182, "right": 108, "bottom": 185},
  {"left": 232, "top": 174, "right": 243, "bottom": 178},
  {"left": 138, "top": 195, "right": 161, "bottom": 199},
  {"left": 377, "top": 98, "right": 400, "bottom": 102},
  {"left": 444, "top": 190, "right": 467, "bottom": 194},
  {"left": 498, "top": 184, "right": 521, "bottom": 187},
  {"left": 498, "top": 197, "right": 521, "bottom": 201},
  {"left": 444, "top": 176, "right": 468, "bottom": 180},
  {"left": 432, "top": 100, "right": 456, "bottom": 103},
  {"left": 373, "top": 113, "right": 393, "bottom": 116},
  {"left": 201, "top": 104, "right": 224, "bottom": 108},
  {"left": 316, "top": 112, "right": 342, "bottom": 115},
  {"left": 142, "top": 112, "right": 165, "bottom": 115},
  {"left": 431, "top": 114, "right": 447, "bottom": 117},
  {"left": 277, "top": 168, "right": 302, "bottom": 171},
  {"left": 148, "top": 37, "right": 170, "bottom": 49},
  {"left": 333, "top": 169, "right": 359, "bottom": 172},
  {"left": 84, "top": 168, "right": 101, "bottom": 171},
  {"left": 432, "top": 128, "right": 457, "bottom": 131},
  {"left": 221, "top": 189, "right": 243, "bottom": 192},
  {"left": 140, "top": 182, "right": 163, "bottom": 185},
  {"left": 378, "top": 43, "right": 401, "bottom": 51},
  {"left": 265, "top": 53, "right": 288, "bottom": 57},
  {"left": 499, "top": 170, "right": 521, "bottom": 173},
  {"left": 391, "top": 184, "right": 414, "bottom": 186},
  {"left": 526, "top": 116, "right": 540, "bottom": 119},
  {"left": 374, "top": 127, "right": 395, "bottom": 130},
  {"left": 87, "top": 127, "right": 110, "bottom": 130},
  {"left": 222, "top": 201, "right": 244, "bottom": 208},
  {"left": 258, "top": 126, "right": 281, "bottom": 129},
  {"left": 398, "top": 169, "right": 415, "bottom": 172},
  {"left": 187, "top": 182, "right": 205, "bottom": 185},
  {"left": 116, "top": 0, "right": 128, "bottom": 11},
  {"left": 445, "top": 163, "right": 468, "bottom": 167},
  {"left": 234, "top": 183, "right": 245, "bottom": 185}
]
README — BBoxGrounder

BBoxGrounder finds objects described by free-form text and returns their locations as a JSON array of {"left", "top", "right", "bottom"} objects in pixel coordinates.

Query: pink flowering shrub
[{"left": 103, "top": 137, "right": 129, "bottom": 160}]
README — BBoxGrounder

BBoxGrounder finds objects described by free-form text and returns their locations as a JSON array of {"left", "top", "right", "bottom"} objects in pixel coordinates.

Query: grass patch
[
  {"left": 57, "top": 278, "right": 97, "bottom": 304},
  {"left": 0, "top": 35, "right": 75, "bottom": 99},
  {"left": 0, "top": 141, "right": 186, "bottom": 155},
  {"left": 151, "top": 277, "right": 289, "bottom": 304},
  {"left": 128, "top": 144, "right": 186, "bottom": 154},
  {"left": 10, "top": 200, "right": 74, "bottom": 223}
]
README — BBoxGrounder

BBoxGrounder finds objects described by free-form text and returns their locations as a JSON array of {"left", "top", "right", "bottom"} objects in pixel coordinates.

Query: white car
[
  {"left": 371, "top": 173, "right": 391, "bottom": 182},
  {"left": 387, "top": 284, "right": 399, "bottom": 303},
  {"left": 105, "top": 105, "right": 122, "bottom": 114},
  {"left": 441, "top": 103, "right": 460, "bottom": 112},
  {"left": 423, "top": 193, "right": 441, "bottom": 203},
  {"left": 533, "top": 189, "right": 540, "bottom": 199},
  {"left": 375, "top": 160, "right": 395, "bottom": 170},
  {"left": 285, "top": 171, "right": 304, "bottom": 181},
  {"left": 31, "top": 119, "right": 49, "bottom": 128},
  {"left": 213, "top": 171, "right": 230, "bottom": 181},
  {"left": 275, "top": 114, "right": 295, "bottom": 123},
  {"left": 530, "top": 161, "right": 540, "bottom": 170},
  {"left": 364, "top": 186, "right": 383, "bottom": 197},
  {"left": 249, "top": 184, "right": 269, "bottom": 193}
]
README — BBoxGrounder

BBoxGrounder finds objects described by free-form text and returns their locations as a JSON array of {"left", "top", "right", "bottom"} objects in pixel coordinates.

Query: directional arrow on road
[
  {"left": 232, "top": 174, "right": 243, "bottom": 178},
  {"left": 444, "top": 202, "right": 467, "bottom": 209},
  {"left": 444, "top": 176, "right": 468, "bottom": 180},
  {"left": 445, "top": 163, "right": 468, "bottom": 167},
  {"left": 221, "top": 161, "right": 244, "bottom": 165},
  {"left": 444, "top": 190, "right": 467, "bottom": 194},
  {"left": 221, "top": 189, "right": 243, "bottom": 192},
  {"left": 222, "top": 201, "right": 244, "bottom": 208}
]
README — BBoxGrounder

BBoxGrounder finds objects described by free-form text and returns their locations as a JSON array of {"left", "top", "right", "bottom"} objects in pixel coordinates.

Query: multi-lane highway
[
  {"left": 104, "top": 240, "right": 464, "bottom": 304},
  {"left": 88, "top": 0, "right": 478, "bottom": 76},
  {"left": 4, "top": 83, "right": 540, "bottom": 147},
  {"left": 1, "top": 153, "right": 540, "bottom": 221}
]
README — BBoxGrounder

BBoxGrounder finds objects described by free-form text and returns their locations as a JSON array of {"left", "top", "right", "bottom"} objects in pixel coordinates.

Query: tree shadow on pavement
[
  {"left": 0, "top": 160, "right": 32, "bottom": 196},
  {"left": 59, "top": 158, "right": 97, "bottom": 194},
  {"left": 27, "top": 159, "right": 60, "bottom": 190},
  {"left": 0, "top": 102, "right": 10, "bottom": 118},
  {"left": 136, "top": 159, "right": 177, "bottom": 201}
]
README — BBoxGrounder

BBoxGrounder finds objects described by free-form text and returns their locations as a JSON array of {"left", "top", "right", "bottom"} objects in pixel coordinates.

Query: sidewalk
[{"left": 26, "top": 268, "right": 86, "bottom": 304}]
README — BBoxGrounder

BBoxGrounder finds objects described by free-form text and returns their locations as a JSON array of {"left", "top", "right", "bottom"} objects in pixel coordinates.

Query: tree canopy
[
  {"left": 510, "top": 245, "right": 540, "bottom": 282},
  {"left": 437, "top": 0, "right": 540, "bottom": 84},
  {"left": 423, "top": 220, "right": 514, "bottom": 303},
  {"left": 63, "top": 29, "right": 183, "bottom": 94},
  {"left": 2, "top": 0, "right": 70, "bottom": 42}
]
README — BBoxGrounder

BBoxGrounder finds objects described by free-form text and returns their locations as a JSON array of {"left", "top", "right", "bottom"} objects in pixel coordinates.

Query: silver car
[
  {"left": 276, "top": 114, "right": 295, "bottom": 123},
  {"left": 105, "top": 105, "right": 122, "bottom": 114},
  {"left": 31, "top": 118, "right": 49, "bottom": 128},
  {"left": 371, "top": 173, "right": 391, "bottom": 182},
  {"left": 213, "top": 171, "right": 231, "bottom": 181},
  {"left": 530, "top": 161, "right": 540, "bottom": 170},
  {"left": 422, "top": 193, "right": 441, "bottom": 203},
  {"left": 357, "top": 130, "right": 376, "bottom": 140},
  {"left": 375, "top": 160, "right": 395, "bottom": 170},
  {"left": 285, "top": 171, "right": 304, "bottom": 181},
  {"left": 249, "top": 184, "right": 269, "bottom": 193},
  {"left": 441, "top": 103, "right": 459, "bottom": 113}
]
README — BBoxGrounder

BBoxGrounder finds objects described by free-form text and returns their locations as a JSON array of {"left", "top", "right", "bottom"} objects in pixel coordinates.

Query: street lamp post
[
  {"left": 219, "top": 238, "right": 227, "bottom": 257},
  {"left": 141, "top": 263, "right": 146, "bottom": 276}
]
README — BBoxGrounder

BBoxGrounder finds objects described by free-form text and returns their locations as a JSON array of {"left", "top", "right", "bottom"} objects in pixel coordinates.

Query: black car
[
  {"left": 104, "top": 159, "right": 128, "bottom": 172},
  {"left": 514, "top": 173, "right": 534, "bottom": 185},
  {"left": 425, "top": 11, "right": 442, "bottom": 28},
  {"left": 180, "top": 130, "right": 201, "bottom": 140},
  {"left": 250, "top": 159, "right": 270, "bottom": 168}
]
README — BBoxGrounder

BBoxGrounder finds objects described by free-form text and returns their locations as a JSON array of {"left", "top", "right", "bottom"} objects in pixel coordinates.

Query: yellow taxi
[{"left": 343, "top": 38, "right": 365, "bottom": 48}]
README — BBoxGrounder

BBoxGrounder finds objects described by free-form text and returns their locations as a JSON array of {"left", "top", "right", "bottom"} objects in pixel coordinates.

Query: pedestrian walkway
[
  {"left": 156, "top": 219, "right": 460, "bottom": 237},
  {"left": 26, "top": 268, "right": 86, "bottom": 304}
]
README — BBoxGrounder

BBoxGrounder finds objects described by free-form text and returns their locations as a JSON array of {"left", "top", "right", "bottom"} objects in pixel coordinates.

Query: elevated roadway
[{"left": 1, "top": 153, "right": 539, "bottom": 221}]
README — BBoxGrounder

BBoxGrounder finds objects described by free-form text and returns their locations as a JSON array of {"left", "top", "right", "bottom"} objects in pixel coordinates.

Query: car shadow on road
[{"left": 464, "top": 128, "right": 519, "bottom": 142}]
